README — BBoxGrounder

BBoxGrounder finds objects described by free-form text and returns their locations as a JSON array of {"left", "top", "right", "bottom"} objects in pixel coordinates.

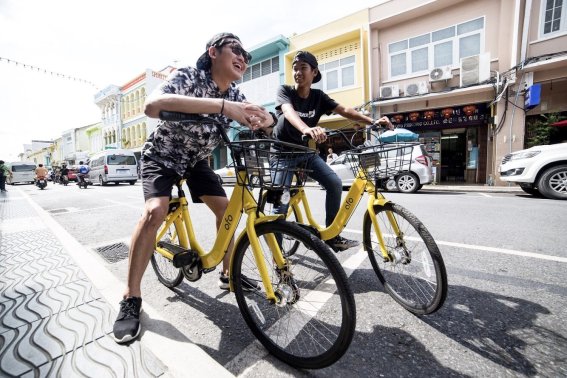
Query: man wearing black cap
[
  {"left": 113, "top": 32, "right": 276, "bottom": 344},
  {"left": 272, "top": 50, "right": 392, "bottom": 252}
]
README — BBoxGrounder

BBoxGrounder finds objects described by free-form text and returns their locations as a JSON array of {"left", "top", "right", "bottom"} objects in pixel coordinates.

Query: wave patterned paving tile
[{"left": 0, "top": 194, "right": 166, "bottom": 377}]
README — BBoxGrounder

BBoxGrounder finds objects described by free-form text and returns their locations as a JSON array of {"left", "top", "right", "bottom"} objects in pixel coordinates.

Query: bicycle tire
[
  {"left": 363, "top": 202, "right": 447, "bottom": 315},
  {"left": 151, "top": 220, "right": 184, "bottom": 288},
  {"left": 232, "top": 220, "right": 356, "bottom": 369},
  {"left": 260, "top": 192, "right": 301, "bottom": 256}
]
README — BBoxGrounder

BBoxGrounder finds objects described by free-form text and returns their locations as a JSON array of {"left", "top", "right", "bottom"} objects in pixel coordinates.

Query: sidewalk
[{"left": 0, "top": 188, "right": 232, "bottom": 377}]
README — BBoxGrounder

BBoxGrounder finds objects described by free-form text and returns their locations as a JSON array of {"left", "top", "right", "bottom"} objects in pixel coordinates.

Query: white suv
[
  {"left": 328, "top": 143, "right": 433, "bottom": 193},
  {"left": 498, "top": 142, "right": 567, "bottom": 200}
]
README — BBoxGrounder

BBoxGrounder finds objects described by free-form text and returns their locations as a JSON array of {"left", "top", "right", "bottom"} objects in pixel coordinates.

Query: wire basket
[
  {"left": 344, "top": 143, "right": 416, "bottom": 181},
  {"left": 228, "top": 139, "right": 315, "bottom": 190}
]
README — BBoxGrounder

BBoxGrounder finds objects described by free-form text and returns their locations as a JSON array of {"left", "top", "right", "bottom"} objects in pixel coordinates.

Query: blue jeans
[{"left": 271, "top": 154, "right": 342, "bottom": 226}]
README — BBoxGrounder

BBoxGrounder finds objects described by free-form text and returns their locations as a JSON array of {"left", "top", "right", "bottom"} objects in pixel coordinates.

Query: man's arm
[
  {"left": 280, "top": 103, "right": 327, "bottom": 143},
  {"left": 144, "top": 94, "right": 270, "bottom": 129},
  {"left": 333, "top": 104, "right": 374, "bottom": 124}
]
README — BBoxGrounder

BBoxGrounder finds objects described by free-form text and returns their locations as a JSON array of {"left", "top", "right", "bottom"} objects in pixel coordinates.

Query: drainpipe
[
  {"left": 506, "top": 0, "right": 532, "bottom": 157},
  {"left": 520, "top": 0, "right": 533, "bottom": 68}
]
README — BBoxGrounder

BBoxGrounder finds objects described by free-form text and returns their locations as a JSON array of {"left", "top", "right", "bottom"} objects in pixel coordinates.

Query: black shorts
[{"left": 141, "top": 157, "right": 226, "bottom": 203}]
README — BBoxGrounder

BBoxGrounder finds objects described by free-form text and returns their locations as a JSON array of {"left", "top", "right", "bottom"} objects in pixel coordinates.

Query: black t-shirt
[{"left": 273, "top": 85, "right": 338, "bottom": 146}]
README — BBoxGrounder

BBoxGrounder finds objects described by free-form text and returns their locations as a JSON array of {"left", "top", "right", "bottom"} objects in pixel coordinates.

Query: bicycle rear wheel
[
  {"left": 232, "top": 220, "right": 356, "bottom": 369},
  {"left": 151, "top": 221, "right": 184, "bottom": 288},
  {"left": 363, "top": 202, "right": 447, "bottom": 315}
]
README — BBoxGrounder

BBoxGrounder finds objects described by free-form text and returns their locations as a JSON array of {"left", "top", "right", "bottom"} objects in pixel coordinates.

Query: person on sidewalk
[
  {"left": 0, "top": 160, "right": 13, "bottom": 192},
  {"left": 326, "top": 147, "right": 338, "bottom": 164},
  {"left": 270, "top": 50, "right": 392, "bottom": 252},
  {"left": 112, "top": 32, "right": 276, "bottom": 344}
]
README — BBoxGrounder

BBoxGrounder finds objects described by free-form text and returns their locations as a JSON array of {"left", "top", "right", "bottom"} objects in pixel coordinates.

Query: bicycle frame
[
  {"left": 289, "top": 169, "right": 401, "bottom": 261},
  {"left": 154, "top": 171, "right": 286, "bottom": 300}
]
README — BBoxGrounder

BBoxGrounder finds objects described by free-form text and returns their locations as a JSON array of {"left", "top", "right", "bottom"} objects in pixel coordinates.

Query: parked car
[
  {"left": 88, "top": 149, "right": 138, "bottom": 186},
  {"left": 215, "top": 163, "right": 272, "bottom": 186},
  {"left": 328, "top": 143, "right": 433, "bottom": 193},
  {"left": 215, "top": 165, "right": 237, "bottom": 185},
  {"left": 498, "top": 142, "right": 567, "bottom": 200},
  {"left": 5, "top": 161, "right": 36, "bottom": 185},
  {"left": 67, "top": 168, "right": 78, "bottom": 182}
]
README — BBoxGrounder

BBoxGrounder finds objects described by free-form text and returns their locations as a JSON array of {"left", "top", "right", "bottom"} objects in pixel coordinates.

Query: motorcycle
[
  {"left": 36, "top": 178, "right": 48, "bottom": 190},
  {"left": 77, "top": 174, "right": 91, "bottom": 189}
]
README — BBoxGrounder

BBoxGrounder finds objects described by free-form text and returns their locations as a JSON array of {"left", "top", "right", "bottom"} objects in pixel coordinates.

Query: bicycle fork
[
  {"left": 244, "top": 213, "right": 286, "bottom": 303},
  {"left": 366, "top": 192, "right": 404, "bottom": 263}
]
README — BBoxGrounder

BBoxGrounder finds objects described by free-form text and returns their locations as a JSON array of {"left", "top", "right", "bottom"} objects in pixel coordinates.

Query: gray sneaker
[
  {"left": 113, "top": 297, "right": 142, "bottom": 344},
  {"left": 326, "top": 235, "right": 360, "bottom": 252}
]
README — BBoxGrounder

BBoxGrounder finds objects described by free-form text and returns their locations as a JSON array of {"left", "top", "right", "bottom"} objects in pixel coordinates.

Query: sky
[{"left": 0, "top": 0, "right": 383, "bottom": 161}]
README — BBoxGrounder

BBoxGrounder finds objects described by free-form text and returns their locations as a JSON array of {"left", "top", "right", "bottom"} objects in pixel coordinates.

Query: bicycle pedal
[{"left": 157, "top": 241, "right": 199, "bottom": 268}]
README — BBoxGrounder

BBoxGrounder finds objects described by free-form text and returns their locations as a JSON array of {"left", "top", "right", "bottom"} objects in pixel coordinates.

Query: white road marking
[{"left": 342, "top": 228, "right": 567, "bottom": 263}]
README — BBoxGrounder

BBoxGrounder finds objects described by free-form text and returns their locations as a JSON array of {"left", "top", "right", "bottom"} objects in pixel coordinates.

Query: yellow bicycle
[
  {"left": 263, "top": 126, "right": 448, "bottom": 315},
  {"left": 149, "top": 112, "right": 356, "bottom": 369}
]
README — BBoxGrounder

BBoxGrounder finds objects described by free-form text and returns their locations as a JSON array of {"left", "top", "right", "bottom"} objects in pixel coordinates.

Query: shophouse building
[
  {"left": 368, "top": 0, "right": 567, "bottom": 185},
  {"left": 94, "top": 67, "right": 175, "bottom": 161},
  {"left": 286, "top": 9, "right": 372, "bottom": 157}
]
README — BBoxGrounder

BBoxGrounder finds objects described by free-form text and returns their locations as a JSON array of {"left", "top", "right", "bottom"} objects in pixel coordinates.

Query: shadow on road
[{"left": 420, "top": 284, "right": 567, "bottom": 376}]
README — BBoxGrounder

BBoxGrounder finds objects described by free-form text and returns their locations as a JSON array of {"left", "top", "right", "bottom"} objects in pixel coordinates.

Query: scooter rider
[
  {"left": 35, "top": 164, "right": 48, "bottom": 181},
  {"left": 77, "top": 161, "right": 90, "bottom": 186},
  {"left": 35, "top": 164, "right": 49, "bottom": 189},
  {"left": 60, "top": 164, "right": 70, "bottom": 184}
]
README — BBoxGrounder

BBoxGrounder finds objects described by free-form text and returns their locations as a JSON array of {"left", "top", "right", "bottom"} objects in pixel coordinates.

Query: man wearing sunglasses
[{"left": 113, "top": 32, "right": 276, "bottom": 344}]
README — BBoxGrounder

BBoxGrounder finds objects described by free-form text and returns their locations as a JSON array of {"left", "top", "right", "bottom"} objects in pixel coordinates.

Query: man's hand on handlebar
[
  {"left": 302, "top": 126, "right": 327, "bottom": 143},
  {"left": 373, "top": 115, "right": 394, "bottom": 130}
]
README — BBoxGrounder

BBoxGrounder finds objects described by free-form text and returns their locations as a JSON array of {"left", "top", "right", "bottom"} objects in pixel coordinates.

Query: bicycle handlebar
[{"left": 301, "top": 123, "right": 384, "bottom": 149}]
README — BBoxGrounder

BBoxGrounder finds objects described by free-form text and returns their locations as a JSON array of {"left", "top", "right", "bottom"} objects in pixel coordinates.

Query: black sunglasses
[{"left": 221, "top": 42, "right": 252, "bottom": 64}]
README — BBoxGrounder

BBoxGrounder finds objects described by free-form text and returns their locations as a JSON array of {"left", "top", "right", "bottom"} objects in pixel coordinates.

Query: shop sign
[{"left": 389, "top": 104, "right": 488, "bottom": 129}]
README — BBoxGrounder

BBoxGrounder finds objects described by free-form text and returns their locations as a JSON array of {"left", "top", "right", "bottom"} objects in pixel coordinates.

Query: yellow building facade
[{"left": 286, "top": 9, "right": 371, "bottom": 153}]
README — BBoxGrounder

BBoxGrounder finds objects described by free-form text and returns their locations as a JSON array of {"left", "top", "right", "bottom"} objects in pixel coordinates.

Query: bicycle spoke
[
  {"left": 364, "top": 202, "right": 447, "bottom": 315},
  {"left": 232, "top": 221, "right": 355, "bottom": 369}
]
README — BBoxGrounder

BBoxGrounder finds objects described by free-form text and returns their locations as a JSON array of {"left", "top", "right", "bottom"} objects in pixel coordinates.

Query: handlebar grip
[{"left": 159, "top": 111, "right": 205, "bottom": 122}]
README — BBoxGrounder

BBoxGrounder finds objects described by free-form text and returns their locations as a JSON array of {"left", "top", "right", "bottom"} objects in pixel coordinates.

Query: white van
[
  {"left": 88, "top": 149, "right": 138, "bottom": 186},
  {"left": 6, "top": 162, "right": 36, "bottom": 185}
]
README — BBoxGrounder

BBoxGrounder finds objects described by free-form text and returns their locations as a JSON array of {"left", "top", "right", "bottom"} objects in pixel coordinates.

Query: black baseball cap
[
  {"left": 292, "top": 51, "right": 322, "bottom": 83},
  {"left": 196, "top": 32, "right": 244, "bottom": 70}
]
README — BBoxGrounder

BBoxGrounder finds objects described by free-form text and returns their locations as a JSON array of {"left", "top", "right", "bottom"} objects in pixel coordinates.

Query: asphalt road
[{"left": 18, "top": 181, "right": 567, "bottom": 377}]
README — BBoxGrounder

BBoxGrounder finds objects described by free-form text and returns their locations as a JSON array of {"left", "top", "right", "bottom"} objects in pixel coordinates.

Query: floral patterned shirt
[{"left": 142, "top": 67, "right": 246, "bottom": 176}]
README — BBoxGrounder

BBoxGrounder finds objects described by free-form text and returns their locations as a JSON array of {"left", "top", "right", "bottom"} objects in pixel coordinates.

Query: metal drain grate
[{"left": 94, "top": 242, "right": 130, "bottom": 263}]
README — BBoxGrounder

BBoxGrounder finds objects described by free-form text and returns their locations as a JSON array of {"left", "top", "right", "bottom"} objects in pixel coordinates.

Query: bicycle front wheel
[
  {"left": 232, "top": 220, "right": 356, "bottom": 369},
  {"left": 260, "top": 192, "right": 301, "bottom": 256},
  {"left": 150, "top": 221, "right": 184, "bottom": 288},
  {"left": 363, "top": 202, "right": 447, "bottom": 315}
]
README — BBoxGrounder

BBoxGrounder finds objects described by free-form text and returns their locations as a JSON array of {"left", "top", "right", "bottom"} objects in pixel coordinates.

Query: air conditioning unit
[
  {"left": 460, "top": 53, "right": 491, "bottom": 87},
  {"left": 429, "top": 66, "right": 453, "bottom": 82},
  {"left": 379, "top": 85, "right": 399, "bottom": 99},
  {"left": 405, "top": 81, "right": 429, "bottom": 96}
]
